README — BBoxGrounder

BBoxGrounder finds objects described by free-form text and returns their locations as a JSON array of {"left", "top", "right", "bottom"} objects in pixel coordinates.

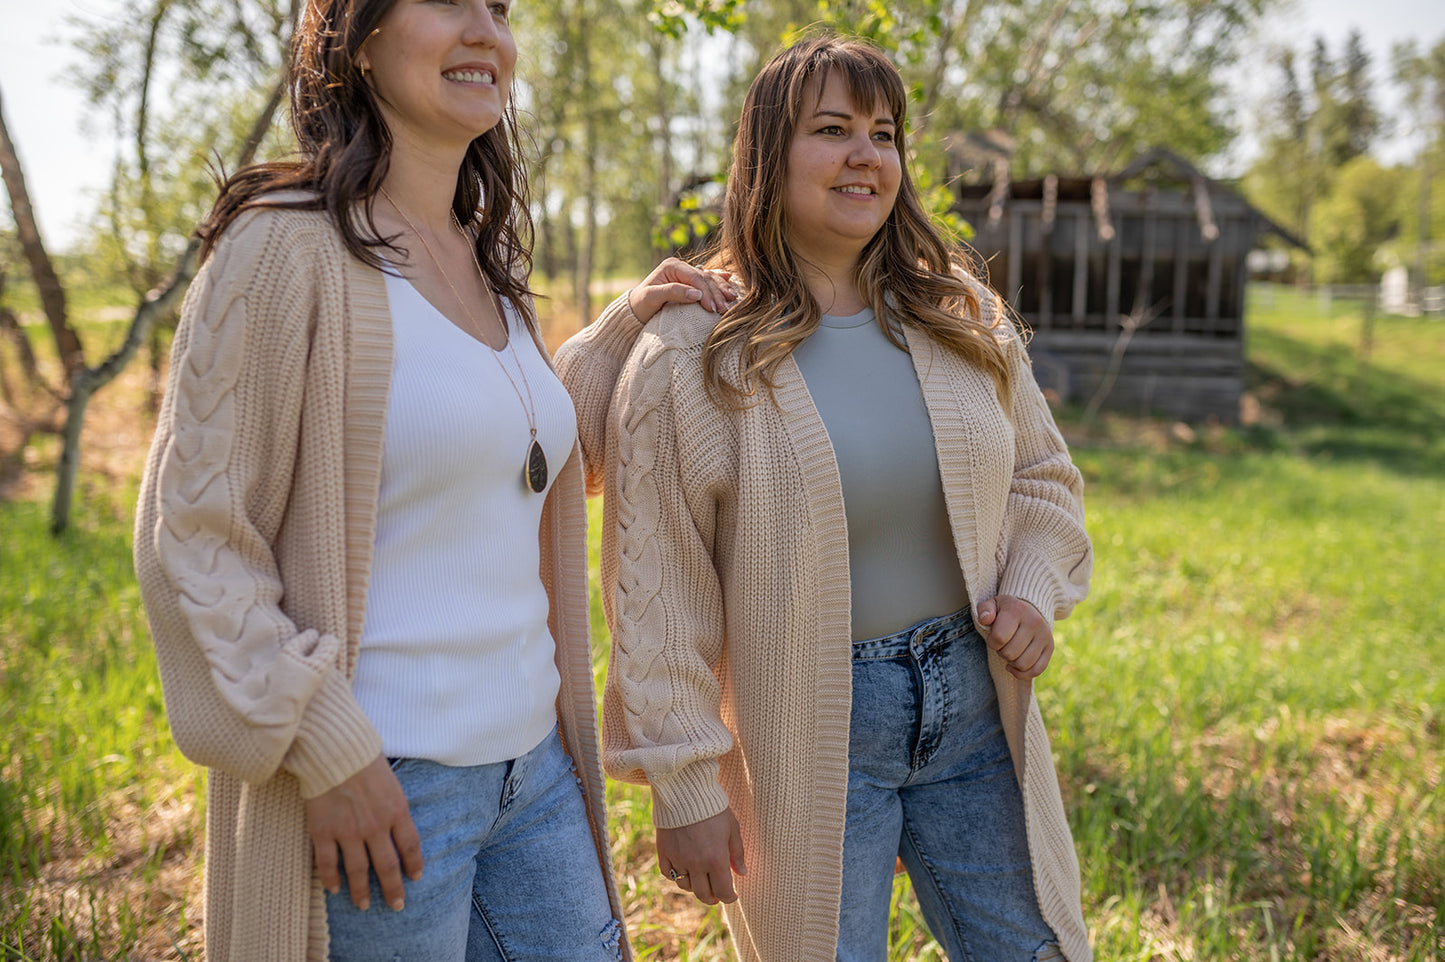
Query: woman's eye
[{"left": 873, "top": 130, "right": 895, "bottom": 143}]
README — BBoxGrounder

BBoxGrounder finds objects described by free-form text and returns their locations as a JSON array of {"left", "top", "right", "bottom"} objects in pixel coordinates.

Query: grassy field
[{"left": 1, "top": 284, "right": 1442, "bottom": 960}]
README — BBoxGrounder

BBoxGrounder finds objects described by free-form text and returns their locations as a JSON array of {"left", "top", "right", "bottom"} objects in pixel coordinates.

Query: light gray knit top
[{"left": 791, "top": 308, "right": 971, "bottom": 641}]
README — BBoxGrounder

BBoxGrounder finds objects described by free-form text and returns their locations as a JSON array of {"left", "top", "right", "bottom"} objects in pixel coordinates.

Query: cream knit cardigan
[
  {"left": 134, "top": 205, "right": 623, "bottom": 962},
  {"left": 557, "top": 287, "right": 1093, "bottom": 962}
]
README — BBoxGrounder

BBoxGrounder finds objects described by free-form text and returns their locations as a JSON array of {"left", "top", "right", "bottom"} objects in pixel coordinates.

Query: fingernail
[
  {"left": 357, "top": 899, "right": 370, "bottom": 911},
  {"left": 390, "top": 897, "right": 405, "bottom": 912},
  {"left": 687, "top": 288, "right": 701, "bottom": 299}
]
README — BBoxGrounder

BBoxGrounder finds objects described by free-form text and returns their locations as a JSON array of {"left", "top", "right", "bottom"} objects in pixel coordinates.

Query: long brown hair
[
  {"left": 198, "top": 0, "right": 535, "bottom": 316},
  {"left": 702, "top": 35, "right": 1011, "bottom": 405}
]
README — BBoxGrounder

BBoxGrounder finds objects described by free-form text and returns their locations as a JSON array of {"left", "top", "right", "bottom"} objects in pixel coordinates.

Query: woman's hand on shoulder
[
  {"left": 628, "top": 257, "right": 738, "bottom": 324},
  {"left": 306, "top": 754, "right": 423, "bottom": 912},
  {"left": 976, "top": 596, "right": 1053, "bottom": 680},
  {"left": 656, "top": 807, "right": 748, "bottom": 905}
]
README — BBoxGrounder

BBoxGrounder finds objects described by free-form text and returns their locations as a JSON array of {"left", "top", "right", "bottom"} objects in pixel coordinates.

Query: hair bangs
[{"left": 812, "top": 47, "right": 908, "bottom": 134}]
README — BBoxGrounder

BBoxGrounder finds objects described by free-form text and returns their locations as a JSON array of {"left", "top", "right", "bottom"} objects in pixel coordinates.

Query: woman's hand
[
  {"left": 976, "top": 596, "right": 1054, "bottom": 680},
  {"left": 306, "top": 754, "right": 423, "bottom": 912},
  {"left": 628, "top": 257, "right": 738, "bottom": 323},
  {"left": 656, "top": 808, "right": 748, "bottom": 905}
]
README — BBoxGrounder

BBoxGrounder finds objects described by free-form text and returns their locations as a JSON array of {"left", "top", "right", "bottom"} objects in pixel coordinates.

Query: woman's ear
[{"left": 356, "top": 27, "right": 380, "bottom": 77}]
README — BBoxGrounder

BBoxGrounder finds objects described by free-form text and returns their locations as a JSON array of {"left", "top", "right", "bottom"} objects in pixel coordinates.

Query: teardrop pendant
[{"left": 525, "top": 438, "right": 548, "bottom": 494}]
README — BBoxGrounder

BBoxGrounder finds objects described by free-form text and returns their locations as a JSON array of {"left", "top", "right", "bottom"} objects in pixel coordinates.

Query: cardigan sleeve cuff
[
  {"left": 648, "top": 759, "right": 732, "bottom": 829},
  {"left": 998, "top": 557, "right": 1075, "bottom": 627},
  {"left": 586, "top": 293, "right": 646, "bottom": 358},
  {"left": 283, "top": 668, "right": 384, "bottom": 798}
]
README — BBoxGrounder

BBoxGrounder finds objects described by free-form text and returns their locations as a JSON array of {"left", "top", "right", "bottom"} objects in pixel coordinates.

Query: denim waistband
[{"left": 851, "top": 606, "right": 975, "bottom": 661}]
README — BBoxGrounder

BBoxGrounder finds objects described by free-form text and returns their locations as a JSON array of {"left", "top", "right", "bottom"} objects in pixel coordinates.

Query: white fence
[{"left": 1306, "top": 284, "right": 1445, "bottom": 317}]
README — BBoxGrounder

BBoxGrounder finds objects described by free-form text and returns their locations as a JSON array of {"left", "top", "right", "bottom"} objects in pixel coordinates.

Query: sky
[{"left": 2, "top": 0, "right": 1444, "bottom": 252}]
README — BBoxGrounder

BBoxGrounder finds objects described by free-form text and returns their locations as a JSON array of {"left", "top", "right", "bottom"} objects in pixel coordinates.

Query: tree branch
[{"left": 0, "top": 84, "right": 84, "bottom": 380}]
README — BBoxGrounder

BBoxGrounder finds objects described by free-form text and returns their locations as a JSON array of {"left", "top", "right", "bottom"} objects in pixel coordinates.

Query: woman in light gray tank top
[{"left": 562, "top": 34, "right": 1095, "bottom": 962}]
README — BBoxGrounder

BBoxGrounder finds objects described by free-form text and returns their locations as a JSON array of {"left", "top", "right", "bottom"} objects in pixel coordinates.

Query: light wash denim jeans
[
  {"left": 325, "top": 725, "right": 624, "bottom": 962},
  {"left": 839, "top": 608, "right": 1064, "bottom": 962}
]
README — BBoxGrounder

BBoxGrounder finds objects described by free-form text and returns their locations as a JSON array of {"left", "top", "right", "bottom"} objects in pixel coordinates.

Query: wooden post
[
  {"left": 1206, "top": 219, "right": 1223, "bottom": 329},
  {"left": 1138, "top": 192, "right": 1156, "bottom": 317},
  {"left": 1173, "top": 217, "right": 1188, "bottom": 334},
  {"left": 1039, "top": 175, "right": 1057, "bottom": 325},
  {"left": 1106, "top": 216, "right": 1121, "bottom": 324},
  {"left": 1073, "top": 211, "right": 1088, "bottom": 327},
  {"left": 1008, "top": 205, "right": 1022, "bottom": 308},
  {"left": 1352, "top": 287, "right": 1377, "bottom": 410}
]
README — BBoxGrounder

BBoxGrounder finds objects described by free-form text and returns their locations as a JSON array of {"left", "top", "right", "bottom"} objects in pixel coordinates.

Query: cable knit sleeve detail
[
  {"left": 987, "top": 290, "right": 1093, "bottom": 624},
  {"left": 554, "top": 293, "right": 647, "bottom": 498},
  {"left": 602, "top": 331, "right": 734, "bottom": 830},
  {"left": 137, "top": 213, "right": 380, "bottom": 792}
]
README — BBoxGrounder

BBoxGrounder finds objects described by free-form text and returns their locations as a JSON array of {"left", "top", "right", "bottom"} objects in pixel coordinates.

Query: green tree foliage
[
  {"left": 933, "top": 0, "right": 1271, "bottom": 174},
  {"left": 1392, "top": 38, "right": 1445, "bottom": 287},
  {"left": 1310, "top": 155, "right": 1406, "bottom": 282},
  {"left": 1242, "top": 29, "right": 1388, "bottom": 282},
  {"left": 1309, "top": 31, "right": 1382, "bottom": 170},
  {"left": 1243, "top": 48, "right": 1315, "bottom": 241}
]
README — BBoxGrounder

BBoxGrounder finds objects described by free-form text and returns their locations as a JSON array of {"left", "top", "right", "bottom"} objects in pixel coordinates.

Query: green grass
[
  {"left": 1055, "top": 445, "right": 1443, "bottom": 959},
  {"left": 2, "top": 283, "right": 1442, "bottom": 959},
  {"left": 1, "top": 486, "right": 203, "bottom": 960}
]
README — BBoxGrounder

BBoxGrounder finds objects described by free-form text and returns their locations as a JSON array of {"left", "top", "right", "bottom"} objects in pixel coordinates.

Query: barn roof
[{"left": 951, "top": 144, "right": 1309, "bottom": 252}]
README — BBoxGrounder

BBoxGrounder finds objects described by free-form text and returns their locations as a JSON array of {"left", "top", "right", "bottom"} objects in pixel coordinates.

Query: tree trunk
[
  {"left": 1415, "top": 147, "right": 1430, "bottom": 309},
  {"left": 51, "top": 237, "right": 202, "bottom": 533},
  {"left": 919, "top": 0, "right": 974, "bottom": 122},
  {"left": 574, "top": 4, "right": 596, "bottom": 326},
  {"left": 1351, "top": 287, "right": 1377, "bottom": 411},
  {"left": 650, "top": 30, "right": 673, "bottom": 266},
  {"left": 0, "top": 85, "right": 84, "bottom": 380}
]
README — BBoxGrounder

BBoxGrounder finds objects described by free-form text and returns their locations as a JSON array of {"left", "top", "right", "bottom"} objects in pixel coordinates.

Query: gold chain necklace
[{"left": 379, "top": 186, "right": 548, "bottom": 494}]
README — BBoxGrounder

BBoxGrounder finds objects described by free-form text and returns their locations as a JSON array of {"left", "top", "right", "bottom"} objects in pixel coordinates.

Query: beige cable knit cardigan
[
  {"left": 556, "top": 287, "right": 1093, "bottom": 962},
  {"left": 134, "top": 205, "right": 623, "bottom": 962}
]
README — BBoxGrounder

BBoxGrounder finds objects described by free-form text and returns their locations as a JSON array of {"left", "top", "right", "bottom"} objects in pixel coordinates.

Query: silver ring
[{"left": 668, "top": 868, "right": 688, "bottom": 881}]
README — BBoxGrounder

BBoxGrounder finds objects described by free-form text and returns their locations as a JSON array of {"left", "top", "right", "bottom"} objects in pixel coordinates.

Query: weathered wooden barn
[{"left": 952, "top": 147, "right": 1305, "bottom": 421}]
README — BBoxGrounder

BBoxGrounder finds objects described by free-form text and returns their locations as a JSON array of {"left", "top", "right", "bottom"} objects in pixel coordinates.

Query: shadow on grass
[{"left": 1244, "top": 325, "right": 1445, "bottom": 479}]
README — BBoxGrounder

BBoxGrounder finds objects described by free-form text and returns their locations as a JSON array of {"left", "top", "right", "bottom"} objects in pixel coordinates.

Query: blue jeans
[
  {"left": 839, "top": 608, "right": 1062, "bottom": 962},
  {"left": 325, "top": 726, "right": 623, "bottom": 962}
]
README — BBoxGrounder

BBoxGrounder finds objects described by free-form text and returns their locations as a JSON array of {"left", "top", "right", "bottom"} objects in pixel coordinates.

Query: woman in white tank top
[{"left": 134, "top": 2, "right": 732, "bottom": 959}]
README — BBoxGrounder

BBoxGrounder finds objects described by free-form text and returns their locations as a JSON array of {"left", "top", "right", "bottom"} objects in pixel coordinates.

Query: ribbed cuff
[
  {"left": 586, "top": 293, "right": 646, "bottom": 358},
  {"left": 284, "top": 668, "right": 384, "bottom": 798},
  {"left": 648, "top": 759, "right": 731, "bottom": 829},
  {"left": 998, "top": 559, "right": 1065, "bottom": 627}
]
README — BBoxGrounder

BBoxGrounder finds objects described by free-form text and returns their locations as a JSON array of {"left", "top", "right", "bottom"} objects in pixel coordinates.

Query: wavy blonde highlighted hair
[{"left": 703, "top": 35, "right": 1013, "bottom": 407}]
